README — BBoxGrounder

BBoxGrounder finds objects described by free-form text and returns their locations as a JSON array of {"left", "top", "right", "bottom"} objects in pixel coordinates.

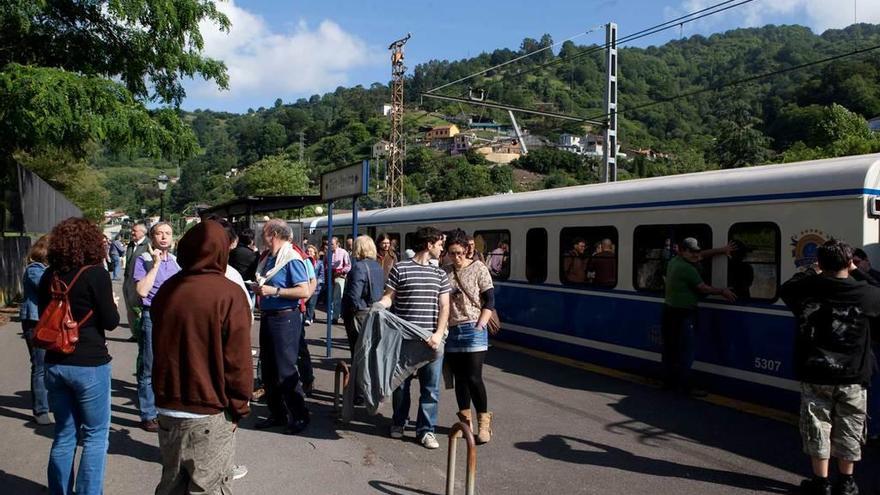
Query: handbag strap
[{"left": 452, "top": 265, "right": 483, "bottom": 310}]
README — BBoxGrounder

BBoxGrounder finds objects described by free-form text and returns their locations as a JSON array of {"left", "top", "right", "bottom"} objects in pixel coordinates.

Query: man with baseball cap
[{"left": 661, "top": 237, "right": 736, "bottom": 396}]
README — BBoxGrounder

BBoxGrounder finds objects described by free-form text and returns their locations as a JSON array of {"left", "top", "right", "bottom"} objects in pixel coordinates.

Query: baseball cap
[{"left": 681, "top": 237, "right": 701, "bottom": 252}]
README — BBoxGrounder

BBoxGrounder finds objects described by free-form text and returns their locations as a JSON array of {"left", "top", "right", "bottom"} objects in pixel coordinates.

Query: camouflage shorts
[{"left": 799, "top": 382, "right": 867, "bottom": 461}]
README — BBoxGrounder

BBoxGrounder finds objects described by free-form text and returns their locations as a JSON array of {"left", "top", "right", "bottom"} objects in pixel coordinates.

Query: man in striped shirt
[{"left": 376, "top": 226, "right": 451, "bottom": 449}]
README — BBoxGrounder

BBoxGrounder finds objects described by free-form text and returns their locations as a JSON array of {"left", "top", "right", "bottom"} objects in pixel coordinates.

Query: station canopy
[{"left": 198, "top": 195, "right": 322, "bottom": 220}]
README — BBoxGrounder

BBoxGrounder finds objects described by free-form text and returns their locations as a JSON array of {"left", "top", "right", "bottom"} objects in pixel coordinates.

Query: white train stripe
[{"left": 503, "top": 322, "right": 800, "bottom": 392}]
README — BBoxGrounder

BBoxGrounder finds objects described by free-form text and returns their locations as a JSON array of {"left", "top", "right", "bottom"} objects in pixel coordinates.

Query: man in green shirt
[{"left": 662, "top": 237, "right": 736, "bottom": 396}]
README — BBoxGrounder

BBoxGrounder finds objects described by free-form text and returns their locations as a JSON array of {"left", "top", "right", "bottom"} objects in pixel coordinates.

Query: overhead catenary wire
[
  {"left": 506, "top": 0, "right": 759, "bottom": 82},
  {"left": 426, "top": 25, "right": 606, "bottom": 95},
  {"left": 585, "top": 42, "right": 880, "bottom": 122}
]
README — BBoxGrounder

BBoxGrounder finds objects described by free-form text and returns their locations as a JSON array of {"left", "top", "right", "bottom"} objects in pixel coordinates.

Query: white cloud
[
  {"left": 190, "top": 0, "right": 383, "bottom": 103},
  {"left": 668, "top": 0, "right": 880, "bottom": 33}
]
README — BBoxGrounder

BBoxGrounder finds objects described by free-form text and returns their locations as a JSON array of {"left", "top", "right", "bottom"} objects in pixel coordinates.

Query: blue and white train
[{"left": 305, "top": 153, "right": 880, "bottom": 412}]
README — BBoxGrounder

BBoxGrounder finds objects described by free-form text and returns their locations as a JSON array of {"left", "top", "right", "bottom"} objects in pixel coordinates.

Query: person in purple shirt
[
  {"left": 329, "top": 236, "right": 351, "bottom": 323},
  {"left": 133, "top": 222, "right": 180, "bottom": 432}
]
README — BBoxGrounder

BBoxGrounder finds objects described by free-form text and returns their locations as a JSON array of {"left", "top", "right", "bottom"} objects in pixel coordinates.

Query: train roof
[{"left": 308, "top": 153, "right": 880, "bottom": 228}]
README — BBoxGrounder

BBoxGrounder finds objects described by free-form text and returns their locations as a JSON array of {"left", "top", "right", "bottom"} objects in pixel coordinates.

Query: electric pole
[
  {"left": 387, "top": 33, "right": 411, "bottom": 208},
  {"left": 603, "top": 22, "right": 618, "bottom": 182}
]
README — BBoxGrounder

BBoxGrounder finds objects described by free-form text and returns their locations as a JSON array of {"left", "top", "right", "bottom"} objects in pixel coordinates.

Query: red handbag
[{"left": 33, "top": 265, "right": 94, "bottom": 354}]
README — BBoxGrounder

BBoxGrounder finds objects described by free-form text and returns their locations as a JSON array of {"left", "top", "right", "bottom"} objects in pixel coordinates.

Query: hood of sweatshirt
[{"left": 176, "top": 220, "right": 228, "bottom": 274}]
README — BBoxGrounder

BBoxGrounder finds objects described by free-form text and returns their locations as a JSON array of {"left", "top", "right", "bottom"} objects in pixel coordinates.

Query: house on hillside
[
  {"left": 425, "top": 124, "right": 460, "bottom": 152},
  {"left": 558, "top": 133, "right": 583, "bottom": 153},
  {"left": 869, "top": 116, "right": 880, "bottom": 133},
  {"left": 450, "top": 134, "right": 475, "bottom": 155},
  {"left": 380, "top": 104, "right": 393, "bottom": 117},
  {"left": 468, "top": 117, "right": 510, "bottom": 134},
  {"left": 373, "top": 140, "right": 391, "bottom": 158}
]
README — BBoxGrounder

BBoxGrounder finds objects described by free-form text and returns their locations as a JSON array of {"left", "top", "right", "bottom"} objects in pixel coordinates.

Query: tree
[
  {"left": 711, "top": 103, "right": 773, "bottom": 168},
  {"left": 0, "top": 0, "right": 229, "bottom": 220},
  {"left": 234, "top": 155, "right": 310, "bottom": 197}
]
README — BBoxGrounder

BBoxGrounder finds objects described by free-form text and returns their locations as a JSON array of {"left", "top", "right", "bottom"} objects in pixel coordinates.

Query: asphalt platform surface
[{"left": 2, "top": 281, "right": 879, "bottom": 494}]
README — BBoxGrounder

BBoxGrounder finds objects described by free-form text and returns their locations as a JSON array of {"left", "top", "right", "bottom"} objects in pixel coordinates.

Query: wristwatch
[{"left": 275, "top": 286, "right": 281, "bottom": 296}]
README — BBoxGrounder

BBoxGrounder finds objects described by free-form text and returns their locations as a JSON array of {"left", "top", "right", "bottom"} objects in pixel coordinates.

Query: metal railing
[
  {"left": 446, "top": 421, "right": 477, "bottom": 495},
  {"left": 333, "top": 360, "right": 350, "bottom": 413}
]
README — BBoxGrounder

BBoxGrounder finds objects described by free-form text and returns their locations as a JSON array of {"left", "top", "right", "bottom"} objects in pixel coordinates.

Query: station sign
[{"left": 321, "top": 161, "right": 369, "bottom": 201}]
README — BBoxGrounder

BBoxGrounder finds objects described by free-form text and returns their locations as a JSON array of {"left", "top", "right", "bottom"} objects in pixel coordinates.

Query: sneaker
[
  {"left": 834, "top": 475, "right": 859, "bottom": 495},
  {"left": 231, "top": 464, "right": 248, "bottom": 481},
  {"left": 420, "top": 432, "right": 440, "bottom": 449},
  {"left": 304, "top": 319, "right": 312, "bottom": 327},
  {"left": 799, "top": 477, "right": 831, "bottom": 495},
  {"left": 34, "top": 413, "right": 52, "bottom": 425},
  {"left": 389, "top": 425, "right": 404, "bottom": 439}
]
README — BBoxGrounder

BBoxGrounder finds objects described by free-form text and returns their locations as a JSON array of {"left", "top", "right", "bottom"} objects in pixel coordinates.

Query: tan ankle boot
[
  {"left": 454, "top": 410, "right": 472, "bottom": 438},
  {"left": 476, "top": 412, "right": 492, "bottom": 444}
]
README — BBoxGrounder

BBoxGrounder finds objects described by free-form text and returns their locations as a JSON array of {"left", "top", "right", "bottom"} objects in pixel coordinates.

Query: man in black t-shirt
[
  {"left": 780, "top": 240, "right": 880, "bottom": 495},
  {"left": 228, "top": 228, "right": 258, "bottom": 282}
]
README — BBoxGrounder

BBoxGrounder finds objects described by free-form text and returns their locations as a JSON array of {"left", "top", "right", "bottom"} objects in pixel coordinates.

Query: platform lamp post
[
  {"left": 156, "top": 174, "right": 169, "bottom": 221},
  {"left": 140, "top": 207, "right": 147, "bottom": 223}
]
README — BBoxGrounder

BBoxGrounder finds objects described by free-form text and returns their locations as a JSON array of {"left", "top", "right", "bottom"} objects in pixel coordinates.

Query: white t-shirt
[{"left": 225, "top": 264, "right": 254, "bottom": 321}]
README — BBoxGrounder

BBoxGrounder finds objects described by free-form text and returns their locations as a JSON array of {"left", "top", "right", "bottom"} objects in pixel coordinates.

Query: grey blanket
[{"left": 341, "top": 309, "right": 439, "bottom": 421}]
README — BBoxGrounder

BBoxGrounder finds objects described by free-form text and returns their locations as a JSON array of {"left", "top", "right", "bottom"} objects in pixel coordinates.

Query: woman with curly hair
[{"left": 38, "top": 218, "right": 120, "bottom": 495}]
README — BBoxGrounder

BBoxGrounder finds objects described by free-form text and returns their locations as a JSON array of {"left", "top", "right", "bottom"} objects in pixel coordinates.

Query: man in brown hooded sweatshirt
[{"left": 151, "top": 220, "right": 253, "bottom": 495}]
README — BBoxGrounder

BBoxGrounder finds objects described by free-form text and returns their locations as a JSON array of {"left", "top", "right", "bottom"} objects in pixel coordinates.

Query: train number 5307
[{"left": 753, "top": 357, "right": 782, "bottom": 372}]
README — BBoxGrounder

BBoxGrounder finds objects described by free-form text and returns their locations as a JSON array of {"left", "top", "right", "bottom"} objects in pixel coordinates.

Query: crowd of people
[
  {"left": 16, "top": 214, "right": 880, "bottom": 495},
  {"left": 18, "top": 217, "right": 499, "bottom": 494}
]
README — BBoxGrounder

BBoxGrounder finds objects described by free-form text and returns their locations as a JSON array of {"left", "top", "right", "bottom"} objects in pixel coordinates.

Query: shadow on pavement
[
  {"left": 515, "top": 434, "right": 795, "bottom": 493},
  {"left": 367, "top": 480, "right": 439, "bottom": 495},
  {"left": 0, "top": 469, "right": 47, "bottom": 494}
]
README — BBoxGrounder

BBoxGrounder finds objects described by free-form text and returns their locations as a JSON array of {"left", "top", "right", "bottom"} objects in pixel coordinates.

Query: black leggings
[{"left": 444, "top": 352, "right": 488, "bottom": 413}]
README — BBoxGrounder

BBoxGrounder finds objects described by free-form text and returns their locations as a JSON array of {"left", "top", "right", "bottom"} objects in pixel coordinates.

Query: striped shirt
[{"left": 386, "top": 260, "right": 451, "bottom": 330}]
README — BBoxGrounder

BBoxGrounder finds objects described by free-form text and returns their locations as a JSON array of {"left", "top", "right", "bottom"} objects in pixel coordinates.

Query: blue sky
[{"left": 182, "top": 0, "right": 880, "bottom": 112}]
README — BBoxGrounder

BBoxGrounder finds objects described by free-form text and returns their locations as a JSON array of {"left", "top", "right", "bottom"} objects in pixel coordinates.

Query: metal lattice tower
[{"left": 387, "top": 33, "right": 411, "bottom": 208}]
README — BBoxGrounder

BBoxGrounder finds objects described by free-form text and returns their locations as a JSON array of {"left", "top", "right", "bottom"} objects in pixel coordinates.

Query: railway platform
[{"left": 1, "top": 284, "right": 879, "bottom": 494}]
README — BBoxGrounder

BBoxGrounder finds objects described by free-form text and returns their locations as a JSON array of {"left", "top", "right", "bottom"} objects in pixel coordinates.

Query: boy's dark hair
[
  {"left": 205, "top": 215, "right": 237, "bottom": 244},
  {"left": 412, "top": 226, "right": 444, "bottom": 253},
  {"left": 237, "top": 228, "right": 255, "bottom": 246},
  {"left": 817, "top": 239, "right": 853, "bottom": 272},
  {"left": 853, "top": 248, "right": 869, "bottom": 260}
]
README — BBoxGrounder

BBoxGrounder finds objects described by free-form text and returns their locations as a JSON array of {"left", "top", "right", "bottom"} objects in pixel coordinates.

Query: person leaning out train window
[
  {"left": 587, "top": 238, "right": 617, "bottom": 287},
  {"left": 563, "top": 238, "right": 589, "bottom": 284}
]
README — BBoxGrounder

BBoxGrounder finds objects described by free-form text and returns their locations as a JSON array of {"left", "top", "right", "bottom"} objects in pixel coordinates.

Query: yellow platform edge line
[{"left": 491, "top": 340, "right": 799, "bottom": 426}]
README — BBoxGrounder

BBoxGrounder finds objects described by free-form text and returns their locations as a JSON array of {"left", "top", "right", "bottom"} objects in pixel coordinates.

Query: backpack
[
  {"left": 796, "top": 299, "right": 867, "bottom": 380},
  {"left": 33, "top": 265, "right": 95, "bottom": 354}
]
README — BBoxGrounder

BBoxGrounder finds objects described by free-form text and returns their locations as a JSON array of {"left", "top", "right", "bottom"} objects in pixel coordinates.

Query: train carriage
[{"left": 305, "top": 153, "right": 880, "bottom": 411}]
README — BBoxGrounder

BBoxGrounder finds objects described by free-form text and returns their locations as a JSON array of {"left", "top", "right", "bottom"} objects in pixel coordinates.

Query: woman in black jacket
[
  {"left": 38, "top": 218, "right": 120, "bottom": 495},
  {"left": 341, "top": 235, "right": 385, "bottom": 358}
]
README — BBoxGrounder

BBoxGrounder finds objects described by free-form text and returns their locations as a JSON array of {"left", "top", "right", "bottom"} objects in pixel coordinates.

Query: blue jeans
[
  {"left": 137, "top": 309, "right": 157, "bottom": 421},
  {"left": 46, "top": 362, "right": 111, "bottom": 495},
  {"left": 260, "top": 311, "right": 309, "bottom": 423},
  {"left": 392, "top": 353, "right": 443, "bottom": 437},
  {"left": 22, "top": 320, "right": 49, "bottom": 415},
  {"left": 110, "top": 256, "right": 121, "bottom": 280},
  {"left": 661, "top": 306, "right": 696, "bottom": 391},
  {"left": 305, "top": 291, "right": 319, "bottom": 322}
]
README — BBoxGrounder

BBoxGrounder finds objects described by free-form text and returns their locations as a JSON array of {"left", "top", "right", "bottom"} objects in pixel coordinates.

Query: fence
[{"left": 0, "top": 237, "right": 32, "bottom": 306}]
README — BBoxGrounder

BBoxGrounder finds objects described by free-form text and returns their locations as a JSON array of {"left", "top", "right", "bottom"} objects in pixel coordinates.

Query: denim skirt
[{"left": 445, "top": 321, "right": 488, "bottom": 353}]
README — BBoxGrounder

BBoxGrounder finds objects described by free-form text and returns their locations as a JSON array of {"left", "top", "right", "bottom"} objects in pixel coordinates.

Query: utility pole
[
  {"left": 603, "top": 22, "right": 618, "bottom": 182},
  {"left": 387, "top": 33, "right": 411, "bottom": 208}
]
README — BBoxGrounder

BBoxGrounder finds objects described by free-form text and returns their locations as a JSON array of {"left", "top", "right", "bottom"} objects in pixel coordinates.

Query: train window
[
  {"left": 474, "top": 230, "right": 511, "bottom": 280},
  {"left": 633, "top": 224, "right": 713, "bottom": 292},
  {"left": 559, "top": 226, "right": 618, "bottom": 288},
  {"left": 727, "top": 222, "right": 780, "bottom": 301},
  {"left": 405, "top": 232, "right": 416, "bottom": 253},
  {"left": 526, "top": 228, "right": 548, "bottom": 283}
]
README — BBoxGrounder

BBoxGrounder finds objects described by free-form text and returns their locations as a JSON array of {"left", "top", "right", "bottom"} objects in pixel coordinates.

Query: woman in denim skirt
[{"left": 442, "top": 231, "right": 496, "bottom": 444}]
